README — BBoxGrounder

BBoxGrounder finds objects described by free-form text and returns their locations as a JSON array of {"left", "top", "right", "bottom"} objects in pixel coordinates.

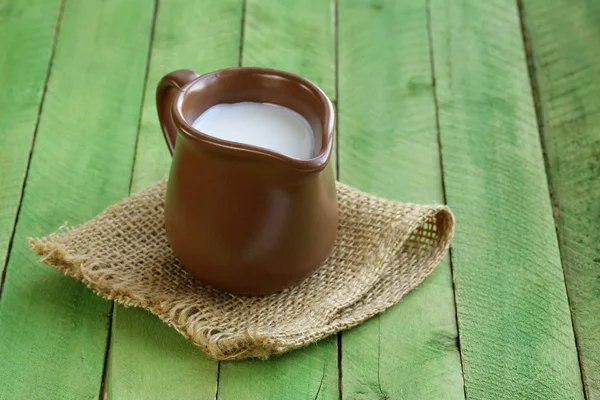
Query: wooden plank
[
  {"left": 106, "top": 0, "right": 243, "bottom": 398},
  {"left": 429, "top": 0, "right": 585, "bottom": 398},
  {"left": 0, "top": 1, "right": 155, "bottom": 398},
  {"left": 520, "top": 0, "right": 600, "bottom": 397},
  {"left": 107, "top": 307, "right": 218, "bottom": 399},
  {"left": 217, "top": 1, "right": 338, "bottom": 399},
  {"left": 0, "top": 0, "right": 61, "bottom": 281},
  {"left": 337, "top": 0, "right": 464, "bottom": 398},
  {"left": 241, "top": 0, "right": 335, "bottom": 100},
  {"left": 219, "top": 343, "right": 339, "bottom": 400}
]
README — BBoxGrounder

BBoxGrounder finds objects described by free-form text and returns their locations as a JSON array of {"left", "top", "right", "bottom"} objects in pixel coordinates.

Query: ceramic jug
[{"left": 156, "top": 67, "right": 338, "bottom": 295}]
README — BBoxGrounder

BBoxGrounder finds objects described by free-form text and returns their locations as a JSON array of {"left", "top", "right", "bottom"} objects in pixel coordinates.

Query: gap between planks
[
  {"left": 98, "top": 1, "right": 160, "bottom": 398},
  {"left": 333, "top": 0, "right": 342, "bottom": 398},
  {"left": 424, "top": 0, "right": 467, "bottom": 397},
  {"left": 514, "top": 0, "right": 588, "bottom": 397},
  {"left": 0, "top": 0, "right": 67, "bottom": 301}
]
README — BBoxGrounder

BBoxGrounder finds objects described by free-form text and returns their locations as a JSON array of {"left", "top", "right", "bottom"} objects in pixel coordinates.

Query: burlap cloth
[{"left": 29, "top": 178, "right": 454, "bottom": 360}]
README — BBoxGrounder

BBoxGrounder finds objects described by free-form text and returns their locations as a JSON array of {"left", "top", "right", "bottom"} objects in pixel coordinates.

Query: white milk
[{"left": 192, "top": 102, "right": 315, "bottom": 159}]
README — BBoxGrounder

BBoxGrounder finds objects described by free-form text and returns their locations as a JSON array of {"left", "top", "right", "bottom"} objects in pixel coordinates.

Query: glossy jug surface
[{"left": 156, "top": 67, "right": 338, "bottom": 295}]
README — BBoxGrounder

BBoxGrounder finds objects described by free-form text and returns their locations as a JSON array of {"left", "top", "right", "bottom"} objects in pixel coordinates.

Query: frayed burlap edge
[{"left": 28, "top": 179, "right": 454, "bottom": 360}]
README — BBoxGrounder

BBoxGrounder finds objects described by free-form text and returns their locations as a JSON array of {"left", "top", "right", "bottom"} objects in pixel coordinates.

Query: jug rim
[{"left": 170, "top": 67, "right": 335, "bottom": 172}]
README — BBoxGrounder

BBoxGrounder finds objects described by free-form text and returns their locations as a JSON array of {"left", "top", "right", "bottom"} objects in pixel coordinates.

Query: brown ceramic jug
[{"left": 156, "top": 67, "right": 338, "bottom": 295}]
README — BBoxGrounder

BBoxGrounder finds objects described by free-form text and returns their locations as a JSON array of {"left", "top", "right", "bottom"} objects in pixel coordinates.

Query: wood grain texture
[
  {"left": 429, "top": 0, "right": 585, "bottom": 398},
  {"left": 107, "top": 307, "right": 218, "bottom": 400},
  {"left": 106, "top": 0, "right": 243, "bottom": 398},
  {"left": 0, "top": 1, "right": 154, "bottom": 398},
  {"left": 337, "top": 0, "right": 464, "bottom": 398},
  {"left": 0, "top": 0, "right": 61, "bottom": 281},
  {"left": 242, "top": 0, "right": 335, "bottom": 100},
  {"left": 520, "top": 0, "right": 600, "bottom": 397},
  {"left": 219, "top": 341, "right": 339, "bottom": 400},
  {"left": 217, "top": 1, "right": 338, "bottom": 399}
]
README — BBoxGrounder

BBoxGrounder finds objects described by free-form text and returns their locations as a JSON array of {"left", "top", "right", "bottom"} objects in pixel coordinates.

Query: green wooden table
[{"left": 1, "top": 0, "right": 598, "bottom": 398}]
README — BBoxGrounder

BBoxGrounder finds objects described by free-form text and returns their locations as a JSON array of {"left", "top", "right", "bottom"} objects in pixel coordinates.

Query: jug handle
[{"left": 156, "top": 70, "right": 200, "bottom": 154}]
